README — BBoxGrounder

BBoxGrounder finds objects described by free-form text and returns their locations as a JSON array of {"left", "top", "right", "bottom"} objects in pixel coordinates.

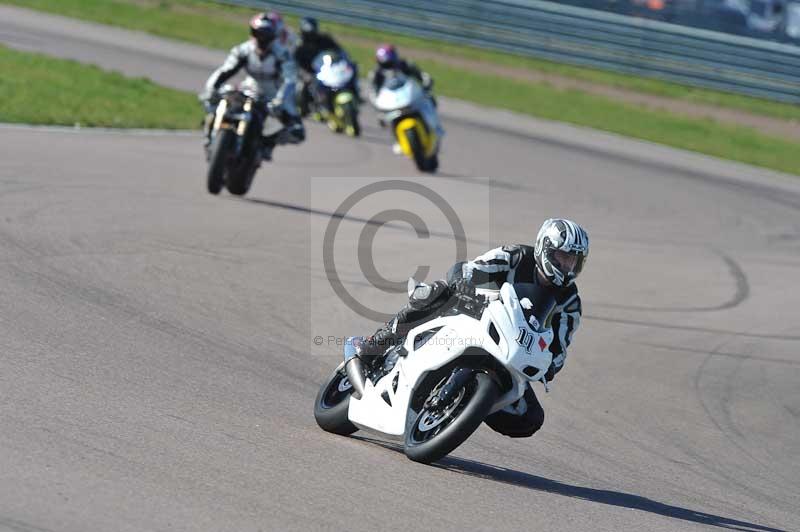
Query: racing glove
[
  {"left": 449, "top": 277, "right": 475, "bottom": 297},
  {"left": 198, "top": 90, "right": 220, "bottom": 113},
  {"left": 421, "top": 72, "right": 434, "bottom": 91}
]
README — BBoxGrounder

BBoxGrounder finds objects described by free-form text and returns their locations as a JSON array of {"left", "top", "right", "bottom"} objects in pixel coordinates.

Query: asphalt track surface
[{"left": 1, "top": 6, "right": 800, "bottom": 532}]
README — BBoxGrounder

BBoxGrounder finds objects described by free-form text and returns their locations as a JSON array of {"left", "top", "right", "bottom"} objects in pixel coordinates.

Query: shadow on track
[
  {"left": 352, "top": 435, "right": 787, "bottom": 532},
  {"left": 233, "top": 196, "right": 494, "bottom": 246}
]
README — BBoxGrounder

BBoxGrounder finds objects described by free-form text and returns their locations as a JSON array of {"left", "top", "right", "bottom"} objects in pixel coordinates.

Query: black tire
[
  {"left": 314, "top": 365, "right": 358, "bottom": 435},
  {"left": 225, "top": 164, "right": 255, "bottom": 196},
  {"left": 206, "top": 128, "right": 234, "bottom": 195},
  {"left": 404, "top": 371, "right": 497, "bottom": 464},
  {"left": 225, "top": 139, "right": 260, "bottom": 197},
  {"left": 405, "top": 128, "right": 428, "bottom": 173},
  {"left": 423, "top": 154, "right": 439, "bottom": 173},
  {"left": 345, "top": 102, "right": 361, "bottom": 137}
]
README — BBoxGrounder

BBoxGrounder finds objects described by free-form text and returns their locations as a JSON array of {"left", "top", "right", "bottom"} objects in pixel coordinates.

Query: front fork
[
  {"left": 234, "top": 99, "right": 255, "bottom": 156},
  {"left": 210, "top": 98, "right": 258, "bottom": 157}
]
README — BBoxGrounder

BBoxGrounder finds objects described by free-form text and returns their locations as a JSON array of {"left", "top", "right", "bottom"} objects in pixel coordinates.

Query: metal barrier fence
[{"left": 220, "top": 0, "right": 800, "bottom": 103}]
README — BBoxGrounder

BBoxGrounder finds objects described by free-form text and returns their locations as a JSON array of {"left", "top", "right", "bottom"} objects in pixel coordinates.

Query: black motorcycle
[{"left": 204, "top": 86, "right": 268, "bottom": 196}]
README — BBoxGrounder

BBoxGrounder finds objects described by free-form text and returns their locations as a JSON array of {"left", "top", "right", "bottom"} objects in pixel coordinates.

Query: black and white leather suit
[
  {"left": 363, "top": 244, "right": 582, "bottom": 438},
  {"left": 202, "top": 39, "right": 304, "bottom": 146},
  {"left": 369, "top": 59, "right": 429, "bottom": 94}
]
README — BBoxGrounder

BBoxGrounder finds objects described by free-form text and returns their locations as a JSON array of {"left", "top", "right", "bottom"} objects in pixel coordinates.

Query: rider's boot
[
  {"left": 358, "top": 280, "right": 451, "bottom": 362},
  {"left": 358, "top": 318, "right": 401, "bottom": 364},
  {"left": 261, "top": 138, "right": 275, "bottom": 161}
]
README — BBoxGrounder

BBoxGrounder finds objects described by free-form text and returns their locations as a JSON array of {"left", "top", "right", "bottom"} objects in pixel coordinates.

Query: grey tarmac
[{"left": 0, "top": 6, "right": 798, "bottom": 532}]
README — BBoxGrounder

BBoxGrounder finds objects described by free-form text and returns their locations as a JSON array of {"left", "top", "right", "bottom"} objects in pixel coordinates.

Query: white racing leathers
[
  {"left": 204, "top": 39, "right": 298, "bottom": 115},
  {"left": 462, "top": 244, "right": 582, "bottom": 376}
]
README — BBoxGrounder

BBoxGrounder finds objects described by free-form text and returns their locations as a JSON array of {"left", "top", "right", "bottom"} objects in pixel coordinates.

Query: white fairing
[
  {"left": 373, "top": 78, "right": 424, "bottom": 112},
  {"left": 372, "top": 75, "right": 444, "bottom": 142},
  {"left": 316, "top": 58, "right": 354, "bottom": 89},
  {"left": 347, "top": 283, "right": 553, "bottom": 436}
]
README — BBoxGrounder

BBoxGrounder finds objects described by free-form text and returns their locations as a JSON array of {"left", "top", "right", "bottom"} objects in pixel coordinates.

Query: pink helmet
[{"left": 375, "top": 44, "right": 398, "bottom": 67}]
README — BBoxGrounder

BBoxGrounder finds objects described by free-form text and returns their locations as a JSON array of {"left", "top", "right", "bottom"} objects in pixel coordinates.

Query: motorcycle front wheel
[
  {"left": 225, "top": 162, "right": 256, "bottom": 196},
  {"left": 344, "top": 102, "right": 360, "bottom": 137},
  {"left": 314, "top": 364, "right": 358, "bottom": 435},
  {"left": 225, "top": 139, "right": 259, "bottom": 197},
  {"left": 206, "top": 128, "right": 235, "bottom": 195},
  {"left": 404, "top": 127, "right": 428, "bottom": 173},
  {"left": 404, "top": 371, "right": 497, "bottom": 464}
]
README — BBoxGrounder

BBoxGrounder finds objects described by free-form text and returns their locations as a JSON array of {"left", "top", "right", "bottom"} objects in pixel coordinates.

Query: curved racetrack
[{"left": 1, "top": 7, "right": 799, "bottom": 532}]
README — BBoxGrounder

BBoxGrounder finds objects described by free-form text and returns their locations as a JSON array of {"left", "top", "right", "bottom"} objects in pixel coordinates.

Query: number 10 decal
[{"left": 516, "top": 328, "right": 535, "bottom": 353}]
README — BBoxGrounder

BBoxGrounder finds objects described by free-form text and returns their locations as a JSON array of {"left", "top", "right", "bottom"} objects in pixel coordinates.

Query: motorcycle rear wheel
[
  {"left": 206, "top": 128, "right": 234, "bottom": 195},
  {"left": 314, "top": 364, "right": 358, "bottom": 435},
  {"left": 404, "top": 371, "right": 497, "bottom": 464}
]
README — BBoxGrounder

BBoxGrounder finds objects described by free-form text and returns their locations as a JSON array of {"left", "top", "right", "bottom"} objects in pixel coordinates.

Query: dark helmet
[
  {"left": 249, "top": 13, "right": 277, "bottom": 49},
  {"left": 300, "top": 16, "right": 319, "bottom": 39},
  {"left": 534, "top": 218, "right": 589, "bottom": 287},
  {"left": 375, "top": 44, "right": 399, "bottom": 67}
]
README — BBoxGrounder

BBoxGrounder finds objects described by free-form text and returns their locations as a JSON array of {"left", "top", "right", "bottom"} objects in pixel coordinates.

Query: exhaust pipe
[
  {"left": 345, "top": 357, "right": 367, "bottom": 400},
  {"left": 344, "top": 336, "right": 368, "bottom": 400}
]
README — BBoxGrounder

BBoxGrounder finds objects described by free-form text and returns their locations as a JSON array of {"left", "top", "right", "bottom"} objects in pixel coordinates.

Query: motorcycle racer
[
  {"left": 369, "top": 44, "right": 433, "bottom": 96},
  {"left": 200, "top": 13, "right": 305, "bottom": 161},
  {"left": 294, "top": 17, "right": 345, "bottom": 75},
  {"left": 294, "top": 17, "right": 358, "bottom": 117},
  {"left": 267, "top": 11, "right": 299, "bottom": 52},
  {"left": 357, "top": 218, "right": 589, "bottom": 438}
]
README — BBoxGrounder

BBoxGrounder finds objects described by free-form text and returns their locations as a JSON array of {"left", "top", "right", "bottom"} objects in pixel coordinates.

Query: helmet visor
[
  {"left": 251, "top": 25, "right": 276, "bottom": 49},
  {"left": 552, "top": 249, "right": 586, "bottom": 278}
]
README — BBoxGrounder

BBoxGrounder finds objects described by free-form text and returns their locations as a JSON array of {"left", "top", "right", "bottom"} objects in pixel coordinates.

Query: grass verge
[
  {"left": 4, "top": 0, "right": 800, "bottom": 174},
  {"left": 7, "top": 0, "right": 800, "bottom": 122},
  {"left": 0, "top": 44, "right": 198, "bottom": 128}
]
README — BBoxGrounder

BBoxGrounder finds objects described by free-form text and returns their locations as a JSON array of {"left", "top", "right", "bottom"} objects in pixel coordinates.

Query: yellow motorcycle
[{"left": 373, "top": 74, "right": 442, "bottom": 173}]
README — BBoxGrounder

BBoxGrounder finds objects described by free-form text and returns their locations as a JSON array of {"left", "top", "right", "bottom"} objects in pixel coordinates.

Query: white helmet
[{"left": 534, "top": 218, "right": 589, "bottom": 287}]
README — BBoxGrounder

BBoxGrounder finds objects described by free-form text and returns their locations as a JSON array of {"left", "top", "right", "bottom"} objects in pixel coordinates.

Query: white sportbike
[
  {"left": 314, "top": 282, "right": 555, "bottom": 464},
  {"left": 372, "top": 73, "right": 443, "bottom": 173}
]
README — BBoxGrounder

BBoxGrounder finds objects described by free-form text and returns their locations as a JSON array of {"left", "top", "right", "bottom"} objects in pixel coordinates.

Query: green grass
[
  {"left": 317, "top": 16, "right": 800, "bottom": 122},
  {"left": 0, "top": 44, "right": 198, "bottom": 128},
  {"left": 7, "top": 0, "right": 800, "bottom": 121},
  {"left": 420, "top": 60, "right": 800, "bottom": 175},
  {"left": 4, "top": 0, "right": 800, "bottom": 174}
]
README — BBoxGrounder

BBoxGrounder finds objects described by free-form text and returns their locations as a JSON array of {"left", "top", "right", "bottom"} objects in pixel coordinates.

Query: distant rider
[
  {"left": 294, "top": 17, "right": 344, "bottom": 75},
  {"left": 357, "top": 218, "right": 589, "bottom": 439},
  {"left": 369, "top": 44, "right": 433, "bottom": 98},
  {"left": 293, "top": 17, "right": 352, "bottom": 117},
  {"left": 267, "top": 11, "right": 299, "bottom": 52},
  {"left": 369, "top": 44, "right": 440, "bottom": 153},
  {"left": 200, "top": 13, "right": 305, "bottom": 161}
]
